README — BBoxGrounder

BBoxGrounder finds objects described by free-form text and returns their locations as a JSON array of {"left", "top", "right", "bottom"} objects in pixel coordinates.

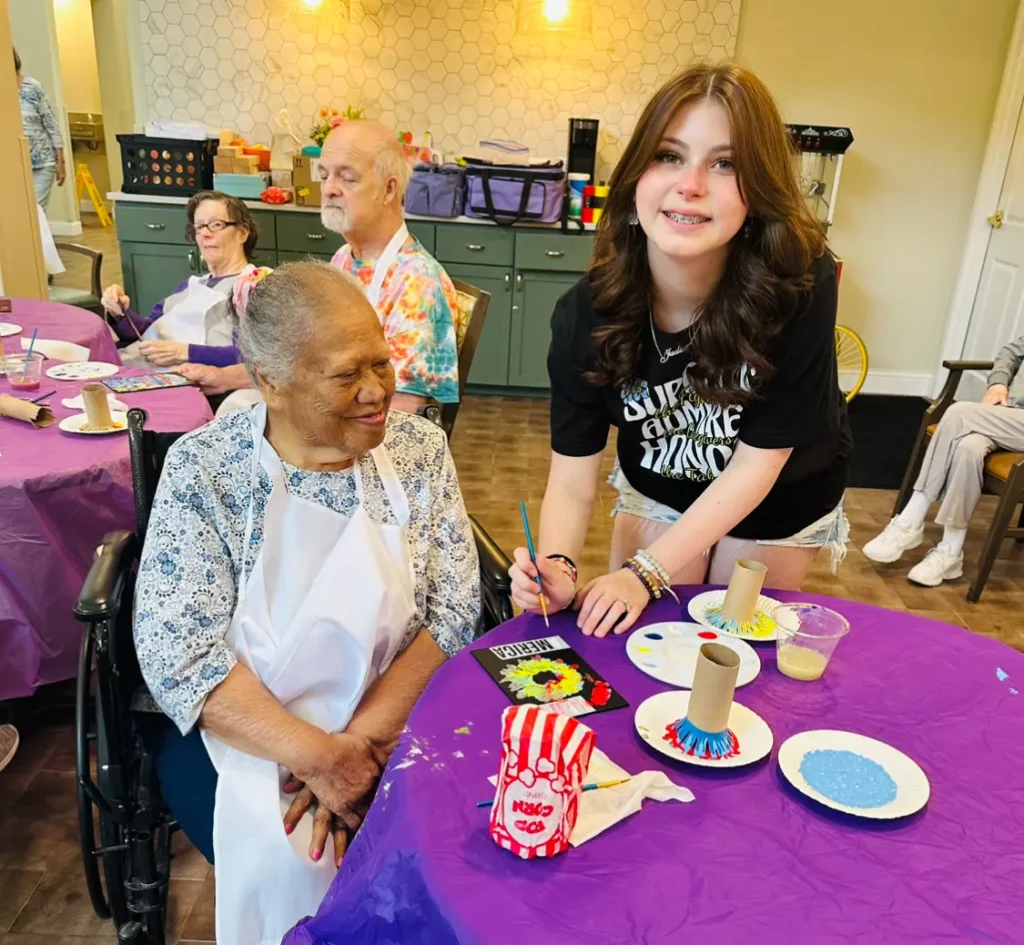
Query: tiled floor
[{"left": 4, "top": 219, "right": 1022, "bottom": 943}]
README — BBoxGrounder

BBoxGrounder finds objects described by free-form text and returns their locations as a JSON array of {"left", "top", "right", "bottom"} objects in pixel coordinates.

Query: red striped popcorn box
[{"left": 488, "top": 705, "right": 596, "bottom": 859}]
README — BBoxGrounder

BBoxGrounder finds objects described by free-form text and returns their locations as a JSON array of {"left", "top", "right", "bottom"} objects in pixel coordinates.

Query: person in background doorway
[
  {"left": 14, "top": 48, "right": 66, "bottom": 209},
  {"left": 864, "top": 333, "right": 1024, "bottom": 586},
  {"left": 320, "top": 120, "right": 462, "bottom": 414},
  {"left": 509, "top": 63, "right": 851, "bottom": 637}
]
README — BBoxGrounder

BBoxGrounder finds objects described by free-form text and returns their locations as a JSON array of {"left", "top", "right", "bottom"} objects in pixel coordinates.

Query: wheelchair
[{"left": 73, "top": 407, "right": 514, "bottom": 944}]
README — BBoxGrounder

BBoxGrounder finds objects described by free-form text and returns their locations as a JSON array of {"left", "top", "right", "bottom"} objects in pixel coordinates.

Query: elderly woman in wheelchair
[{"left": 126, "top": 260, "right": 480, "bottom": 945}]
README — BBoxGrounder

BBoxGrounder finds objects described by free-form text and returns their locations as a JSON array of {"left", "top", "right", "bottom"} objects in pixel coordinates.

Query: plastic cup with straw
[
  {"left": 22, "top": 328, "right": 37, "bottom": 375},
  {"left": 518, "top": 500, "right": 549, "bottom": 628}
]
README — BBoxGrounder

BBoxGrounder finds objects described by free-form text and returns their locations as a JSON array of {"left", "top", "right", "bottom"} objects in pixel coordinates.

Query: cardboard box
[
  {"left": 293, "top": 154, "right": 322, "bottom": 206},
  {"left": 213, "top": 155, "right": 235, "bottom": 174},
  {"left": 218, "top": 145, "right": 243, "bottom": 158},
  {"left": 234, "top": 154, "right": 260, "bottom": 172},
  {"left": 218, "top": 129, "right": 235, "bottom": 146}
]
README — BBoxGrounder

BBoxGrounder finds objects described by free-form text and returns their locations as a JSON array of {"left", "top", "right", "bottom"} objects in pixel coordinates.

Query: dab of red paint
[
  {"left": 589, "top": 681, "right": 612, "bottom": 707},
  {"left": 698, "top": 631, "right": 717, "bottom": 640}
]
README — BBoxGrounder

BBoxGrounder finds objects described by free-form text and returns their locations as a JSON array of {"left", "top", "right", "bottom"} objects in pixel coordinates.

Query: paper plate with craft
[
  {"left": 58, "top": 411, "right": 128, "bottom": 435},
  {"left": 777, "top": 729, "right": 930, "bottom": 819},
  {"left": 634, "top": 690, "right": 773, "bottom": 769},
  {"left": 46, "top": 361, "right": 119, "bottom": 381},
  {"left": 0, "top": 322, "right": 22, "bottom": 338},
  {"left": 626, "top": 622, "right": 761, "bottom": 689},
  {"left": 687, "top": 589, "right": 782, "bottom": 641}
]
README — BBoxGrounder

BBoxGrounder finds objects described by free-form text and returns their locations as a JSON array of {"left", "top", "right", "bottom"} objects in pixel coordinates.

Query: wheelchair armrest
[
  {"left": 470, "top": 514, "right": 512, "bottom": 594},
  {"left": 941, "top": 360, "right": 994, "bottom": 372},
  {"left": 74, "top": 530, "right": 139, "bottom": 622}
]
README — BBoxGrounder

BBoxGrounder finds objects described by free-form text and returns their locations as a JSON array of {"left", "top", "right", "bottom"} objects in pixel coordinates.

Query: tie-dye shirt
[{"left": 332, "top": 234, "right": 461, "bottom": 403}]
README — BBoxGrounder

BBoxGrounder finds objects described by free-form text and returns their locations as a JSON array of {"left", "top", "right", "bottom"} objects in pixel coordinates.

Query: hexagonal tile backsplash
[{"left": 139, "top": 0, "right": 740, "bottom": 181}]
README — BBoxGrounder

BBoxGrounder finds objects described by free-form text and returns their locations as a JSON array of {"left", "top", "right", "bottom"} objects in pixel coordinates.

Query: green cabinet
[
  {"left": 120, "top": 241, "right": 196, "bottom": 320},
  {"left": 276, "top": 250, "right": 334, "bottom": 264},
  {"left": 443, "top": 262, "right": 513, "bottom": 386},
  {"left": 508, "top": 270, "right": 579, "bottom": 388}
]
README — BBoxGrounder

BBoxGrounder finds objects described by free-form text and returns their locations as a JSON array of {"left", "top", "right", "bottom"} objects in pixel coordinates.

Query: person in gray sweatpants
[{"left": 863, "top": 333, "right": 1024, "bottom": 586}]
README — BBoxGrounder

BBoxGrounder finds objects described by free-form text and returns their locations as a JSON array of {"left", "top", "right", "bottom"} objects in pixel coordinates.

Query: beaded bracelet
[
  {"left": 545, "top": 553, "right": 578, "bottom": 584},
  {"left": 623, "top": 557, "right": 661, "bottom": 600},
  {"left": 635, "top": 549, "right": 671, "bottom": 588}
]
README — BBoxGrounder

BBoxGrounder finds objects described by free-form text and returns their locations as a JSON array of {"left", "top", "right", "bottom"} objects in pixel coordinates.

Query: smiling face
[
  {"left": 263, "top": 284, "right": 396, "bottom": 457},
  {"left": 633, "top": 99, "right": 748, "bottom": 264}
]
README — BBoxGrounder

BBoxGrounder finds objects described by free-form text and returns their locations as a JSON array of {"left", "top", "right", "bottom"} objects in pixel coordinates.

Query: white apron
[
  {"left": 142, "top": 275, "right": 229, "bottom": 345},
  {"left": 201, "top": 402, "right": 417, "bottom": 945}
]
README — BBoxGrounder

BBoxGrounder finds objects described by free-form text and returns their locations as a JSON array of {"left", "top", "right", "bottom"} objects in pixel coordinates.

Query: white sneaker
[
  {"left": 863, "top": 517, "right": 924, "bottom": 563},
  {"left": 907, "top": 543, "right": 964, "bottom": 587}
]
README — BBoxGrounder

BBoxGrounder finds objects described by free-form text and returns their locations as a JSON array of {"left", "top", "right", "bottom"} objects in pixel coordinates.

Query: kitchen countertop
[{"left": 107, "top": 191, "right": 596, "bottom": 232}]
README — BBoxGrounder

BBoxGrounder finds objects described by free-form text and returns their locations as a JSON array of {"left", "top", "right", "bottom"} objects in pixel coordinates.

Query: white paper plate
[
  {"left": 46, "top": 361, "right": 119, "bottom": 381},
  {"left": 634, "top": 690, "right": 773, "bottom": 769},
  {"left": 777, "top": 730, "right": 930, "bottom": 819},
  {"left": 0, "top": 322, "right": 22, "bottom": 337},
  {"left": 687, "top": 589, "right": 782, "bottom": 642},
  {"left": 626, "top": 622, "right": 761, "bottom": 689},
  {"left": 58, "top": 411, "right": 128, "bottom": 435}
]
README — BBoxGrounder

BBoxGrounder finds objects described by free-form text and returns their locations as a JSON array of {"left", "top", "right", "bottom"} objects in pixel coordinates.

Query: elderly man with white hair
[
  {"left": 319, "top": 120, "right": 463, "bottom": 413},
  {"left": 133, "top": 261, "right": 479, "bottom": 944}
]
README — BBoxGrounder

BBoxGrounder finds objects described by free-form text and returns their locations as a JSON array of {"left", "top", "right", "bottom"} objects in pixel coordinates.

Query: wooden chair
[
  {"left": 427, "top": 278, "right": 490, "bottom": 439},
  {"left": 892, "top": 359, "right": 1024, "bottom": 602},
  {"left": 49, "top": 242, "right": 104, "bottom": 317}
]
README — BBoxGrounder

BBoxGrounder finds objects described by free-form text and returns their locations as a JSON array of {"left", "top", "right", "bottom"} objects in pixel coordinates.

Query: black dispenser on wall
[{"left": 567, "top": 118, "right": 599, "bottom": 182}]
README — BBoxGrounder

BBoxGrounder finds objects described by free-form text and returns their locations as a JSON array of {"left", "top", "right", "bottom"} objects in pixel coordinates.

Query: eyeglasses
[{"left": 187, "top": 220, "right": 239, "bottom": 236}]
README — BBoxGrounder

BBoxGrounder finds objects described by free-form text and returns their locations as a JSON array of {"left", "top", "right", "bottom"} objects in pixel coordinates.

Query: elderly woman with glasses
[
  {"left": 133, "top": 260, "right": 479, "bottom": 945},
  {"left": 101, "top": 190, "right": 260, "bottom": 369}
]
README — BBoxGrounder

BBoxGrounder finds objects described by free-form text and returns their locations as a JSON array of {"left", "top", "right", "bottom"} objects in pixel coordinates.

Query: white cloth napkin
[
  {"left": 488, "top": 747, "right": 694, "bottom": 847},
  {"left": 61, "top": 392, "right": 128, "bottom": 412},
  {"left": 21, "top": 337, "right": 90, "bottom": 362}
]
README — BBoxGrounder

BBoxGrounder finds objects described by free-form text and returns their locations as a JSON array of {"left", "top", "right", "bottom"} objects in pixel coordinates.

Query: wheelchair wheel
[
  {"left": 76, "top": 627, "right": 130, "bottom": 926},
  {"left": 836, "top": 325, "right": 868, "bottom": 403}
]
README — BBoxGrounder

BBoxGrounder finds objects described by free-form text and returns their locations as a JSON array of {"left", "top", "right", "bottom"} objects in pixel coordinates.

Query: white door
[{"left": 960, "top": 97, "right": 1024, "bottom": 399}]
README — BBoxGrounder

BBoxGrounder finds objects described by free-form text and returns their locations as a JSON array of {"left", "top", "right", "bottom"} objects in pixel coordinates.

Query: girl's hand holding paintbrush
[{"left": 509, "top": 549, "right": 577, "bottom": 616}]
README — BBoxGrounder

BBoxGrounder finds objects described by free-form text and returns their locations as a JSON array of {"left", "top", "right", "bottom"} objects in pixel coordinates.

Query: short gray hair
[{"left": 238, "top": 260, "right": 363, "bottom": 384}]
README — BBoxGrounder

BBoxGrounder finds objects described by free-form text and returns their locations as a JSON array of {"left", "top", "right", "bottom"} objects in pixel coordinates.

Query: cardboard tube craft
[
  {"left": 82, "top": 383, "right": 115, "bottom": 431},
  {"left": 707, "top": 559, "right": 776, "bottom": 638},
  {"left": 665, "top": 643, "right": 741, "bottom": 760}
]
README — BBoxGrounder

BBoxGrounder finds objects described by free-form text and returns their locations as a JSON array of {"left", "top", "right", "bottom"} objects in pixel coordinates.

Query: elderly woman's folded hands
[{"left": 282, "top": 731, "right": 388, "bottom": 865}]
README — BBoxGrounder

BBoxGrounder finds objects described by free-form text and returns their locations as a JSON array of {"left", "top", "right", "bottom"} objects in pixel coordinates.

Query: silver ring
[{"left": 618, "top": 599, "right": 630, "bottom": 612}]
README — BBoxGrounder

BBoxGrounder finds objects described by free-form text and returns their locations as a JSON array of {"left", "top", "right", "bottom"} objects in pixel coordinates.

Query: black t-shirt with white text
[{"left": 548, "top": 255, "right": 852, "bottom": 540}]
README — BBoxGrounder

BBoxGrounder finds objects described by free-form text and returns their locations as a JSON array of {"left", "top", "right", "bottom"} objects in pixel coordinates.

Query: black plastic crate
[
  {"left": 785, "top": 125, "right": 854, "bottom": 155},
  {"left": 117, "top": 134, "right": 219, "bottom": 196}
]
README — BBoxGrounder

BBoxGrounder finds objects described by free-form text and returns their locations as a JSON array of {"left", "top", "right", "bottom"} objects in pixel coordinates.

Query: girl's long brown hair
[{"left": 588, "top": 62, "right": 829, "bottom": 407}]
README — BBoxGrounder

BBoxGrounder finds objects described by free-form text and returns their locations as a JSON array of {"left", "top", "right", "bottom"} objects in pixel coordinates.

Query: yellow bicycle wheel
[{"left": 836, "top": 325, "right": 868, "bottom": 403}]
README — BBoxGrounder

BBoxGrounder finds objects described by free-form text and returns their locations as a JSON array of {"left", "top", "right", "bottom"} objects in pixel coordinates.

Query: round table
[
  {"left": 0, "top": 301, "right": 212, "bottom": 700},
  {"left": 285, "top": 590, "right": 1024, "bottom": 945},
  {"left": 0, "top": 297, "right": 120, "bottom": 363}
]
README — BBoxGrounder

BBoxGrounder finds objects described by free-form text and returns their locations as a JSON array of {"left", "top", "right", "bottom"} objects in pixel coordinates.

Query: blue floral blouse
[{"left": 134, "top": 409, "right": 480, "bottom": 733}]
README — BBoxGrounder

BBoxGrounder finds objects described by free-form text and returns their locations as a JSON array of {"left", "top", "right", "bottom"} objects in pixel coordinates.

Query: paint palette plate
[
  {"left": 46, "top": 361, "right": 119, "bottom": 381},
  {"left": 778, "top": 730, "right": 930, "bottom": 819},
  {"left": 0, "top": 322, "right": 22, "bottom": 338},
  {"left": 688, "top": 589, "right": 782, "bottom": 641},
  {"left": 634, "top": 691, "right": 773, "bottom": 769},
  {"left": 626, "top": 622, "right": 761, "bottom": 689}
]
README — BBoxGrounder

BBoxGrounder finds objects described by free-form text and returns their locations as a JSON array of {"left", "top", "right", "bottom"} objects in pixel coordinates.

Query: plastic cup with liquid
[
  {"left": 5, "top": 352, "right": 44, "bottom": 392},
  {"left": 774, "top": 603, "right": 849, "bottom": 681}
]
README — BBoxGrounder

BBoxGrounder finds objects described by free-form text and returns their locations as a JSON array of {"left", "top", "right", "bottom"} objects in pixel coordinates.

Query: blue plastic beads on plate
[{"left": 799, "top": 749, "right": 898, "bottom": 808}]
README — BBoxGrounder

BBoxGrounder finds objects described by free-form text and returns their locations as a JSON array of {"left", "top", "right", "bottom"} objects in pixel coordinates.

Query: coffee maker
[{"left": 567, "top": 118, "right": 599, "bottom": 181}]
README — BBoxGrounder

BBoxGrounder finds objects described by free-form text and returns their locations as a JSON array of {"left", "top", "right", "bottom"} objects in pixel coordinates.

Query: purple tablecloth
[
  {"left": 286, "top": 590, "right": 1024, "bottom": 945},
  {"left": 0, "top": 297, "right": 120, "bottom": 363},
  {"left": 0, "top": 300, "right": 212, "bottom": 699}
]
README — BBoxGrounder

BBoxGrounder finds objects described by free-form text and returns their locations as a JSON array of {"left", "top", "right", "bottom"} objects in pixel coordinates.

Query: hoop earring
[{"left": 628, "top": 206, "right": 639, "bottom": 225}]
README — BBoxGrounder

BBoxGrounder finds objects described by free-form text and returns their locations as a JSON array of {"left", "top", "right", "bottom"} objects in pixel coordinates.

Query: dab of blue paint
[
  {"left": 645, "top": 632, "right": 663, "bottom": 640},
  {"left": 997, "top": 667, "right": 1009, "bottom": 682},
  {"left": 799, "top": 749, "right": 898, "bottom": 809}
]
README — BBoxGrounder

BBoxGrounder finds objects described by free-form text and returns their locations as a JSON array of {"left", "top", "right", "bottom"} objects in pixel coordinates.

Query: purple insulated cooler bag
[
  {"left": 404, "top": 162, "right": 466, "bottom": 218},
  {"left": 464, "top": 158, "right": 565, "bottom": 225}
]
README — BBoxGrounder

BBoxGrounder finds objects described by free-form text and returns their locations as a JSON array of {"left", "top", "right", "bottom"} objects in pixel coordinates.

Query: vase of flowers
[{"left": 310, "top": 105, "right": 366, "bottom": 146}]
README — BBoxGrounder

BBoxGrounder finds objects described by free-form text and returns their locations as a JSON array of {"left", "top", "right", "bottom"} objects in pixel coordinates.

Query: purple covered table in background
[
  {"left": 286, "top": 590, "right": 1024, "bottom": 945},
  {"left": 0, "top": 300, "right": 212, "bottom": 699}
]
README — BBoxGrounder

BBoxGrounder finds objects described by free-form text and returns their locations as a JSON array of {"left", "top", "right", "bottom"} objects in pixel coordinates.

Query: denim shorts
[{"left": 608, "top": 461, "right": 849, "bottom": 572}]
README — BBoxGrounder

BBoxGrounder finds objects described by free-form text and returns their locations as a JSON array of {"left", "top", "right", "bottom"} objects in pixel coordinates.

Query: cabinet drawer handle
[
  {"left": 466, "top": 243, "right": 485, "bottom": 251},
  {"left": 307, "top": 233, "right": 325, "bottom": 240},
  {"left": 545, "top": 250, "right": 564, "bottom": 258},
  {"left": 515, "top": 273, "right": 522, "bottom": 290},
  {"left": 145, "top": 223, "right": 166, "bottom": 230},
  {"left": 504, "top": 273, "right": 511, "bottom": 291}
]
